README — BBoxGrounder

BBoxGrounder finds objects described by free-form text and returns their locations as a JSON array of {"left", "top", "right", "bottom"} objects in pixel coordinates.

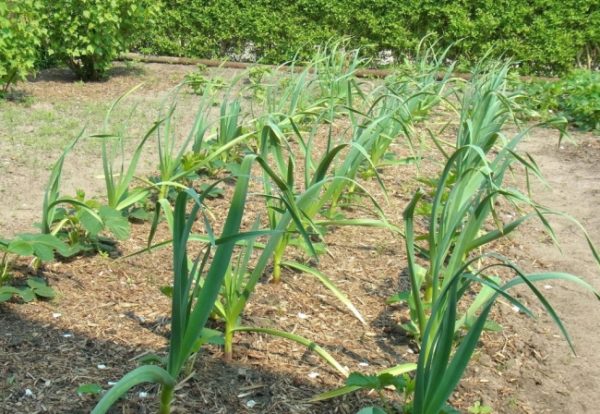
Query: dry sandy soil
[{"left": 1, "top": 63, "right": 599, "bottom": 413}]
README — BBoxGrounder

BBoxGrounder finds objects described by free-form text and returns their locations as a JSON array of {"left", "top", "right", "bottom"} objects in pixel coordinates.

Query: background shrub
[
  {"left": 43, "top": 0, "right": 158, "bottom": 81},
  {"left": 133, "top": 0, "right": 599, "bottom": 75},
  {"left": 520, "top": 70, "right": 600, "bottom": 132},
  {"left": 0, "top": 0, "right": 45, "bottom": 94}
]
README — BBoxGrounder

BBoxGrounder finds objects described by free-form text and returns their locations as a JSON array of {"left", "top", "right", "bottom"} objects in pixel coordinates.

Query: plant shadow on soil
[
  {"left": 28, "top": 65, "right": 146, "bottom": 85},
  {"left": 369, "top": 268, "right": 416, "bottom": 358},
  {"left": 0, "top": 304, "right": 376, "bottom": 414}
]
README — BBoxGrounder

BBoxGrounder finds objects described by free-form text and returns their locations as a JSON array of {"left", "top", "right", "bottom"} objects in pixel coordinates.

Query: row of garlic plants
[
  {"left": 88, "top": 42, "right": 456, "bottom": 413},
  {"left": 4, "top": 40, "right": 597, "bottom": 413},
  {"left": 314, "top": 61, "right": 600, "bottom": 414}
]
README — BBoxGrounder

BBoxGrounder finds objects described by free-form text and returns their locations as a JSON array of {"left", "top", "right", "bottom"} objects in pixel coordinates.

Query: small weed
[
  {"left": 185, "top": 64, "right": 228, "bottom": 96},
  {"left": 468, "top": 401, "right": 493, "bottom": 414}
]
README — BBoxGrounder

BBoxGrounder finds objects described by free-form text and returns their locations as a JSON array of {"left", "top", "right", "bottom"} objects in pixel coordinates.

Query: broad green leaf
[
  {"left": 33, "top": 285, "right": 56, "bottom": 299},
  {"left": 18, "top": 287, "right": 35, "bottom": 302},
  {"left": 128, "top": 207, "right": 150, "bottom": 221},
  {"left": 26, "top": 277, "right": 48, "bottom": 290},
  {"left": 79, "top": 209, "right": 104, "bottom": 236},
  {"left": 7, "top": 240, "right": 34, "bottom": 257},
  {"left": 99, "top": 206, "right": 130, "bottom": 240},
  {"left": 159, "top": 285, "right": 173, "bottom": 298},
  {"left": 357, "top": 407, "right": 387, "bottom": 414},
  {"left": 0, "top": 291, "right": 12, "bottom": 302},
  {"left": 77, "top": 383, "right": 103, "bottom": 395}
]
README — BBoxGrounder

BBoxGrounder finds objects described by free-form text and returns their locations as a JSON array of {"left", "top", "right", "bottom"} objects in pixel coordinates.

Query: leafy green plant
[
  {"left": 518, "top": 70, "right": 599, "bottom": 132},
  {"left": 1, "top": 233, "right": 73, "bottom": 264},
  {"left": 151, "top": 82, "right": 248, "bottom": 200},
  {"left": 468, "top": 401, "right": 493, "bottom": 414},
  {"left": 185, "top": 68, "right": 228, "bottom": 96},
  {"left": 313, "top": 39, "right": 365, "bottom": 100},
  {"left": 248, "top": 65, "right": 271, "bottom": 85},
  {"left": 257, "top": 119, "right": 385, "bottom": 285},
  {"left": 52, "top": 189, "right": 130, "bottom": 253},
  {"left": 153, "top": 102, "right": 200, "bottom": 201},
  {"left": 42, "top": 0, "right": 158, "bottom": 80},
  {"left": 185, "top": 72, "right": 208, "bottom": 95},
  {"left": 0, "top": 0, "right": 45, "bottom": 94},
  {"left": 77, "top": 383, "right": 103, "bottom": 396},
  {"left": 0, "top": 276, "right": 56, "bottom": 303},
  {"left": 316, "top": 125, "right": 599, "bottom": 414},
  {"left": 0, "top": 236, "right": 60, "bottom": 302},
  {"left": 41, "top": 133, "right": 129, "bottom": 255},
  {"left": 210, "top": 227, "right": 348, "bottom": 376},
  {"left": 390, "top": 60, "right": 527, "bottom": 336},
  {"left": 246, "top": 65, "right": 272, "bottom": 101},
  {"left": 344, "top": 372, "right": 411, "bottom": 413},
  {"left": 93, "top": 153, "right": 354, "bottom": 412},
  {"left": 309, "top": 113, "right": 394, "bottom": 218}
]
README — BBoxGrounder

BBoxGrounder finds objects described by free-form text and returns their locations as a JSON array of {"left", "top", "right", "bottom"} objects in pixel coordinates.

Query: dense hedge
[
  {"left": 132, "top": 0, "right": 599, "bottom": 74},
  {"left": 0, "top": 0, "right": 45, "bottom": 93}
]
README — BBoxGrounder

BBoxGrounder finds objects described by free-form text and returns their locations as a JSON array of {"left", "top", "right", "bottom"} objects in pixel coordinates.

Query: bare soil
[{"left": 1, "top": 63, "right": 599, "bottom": 413}]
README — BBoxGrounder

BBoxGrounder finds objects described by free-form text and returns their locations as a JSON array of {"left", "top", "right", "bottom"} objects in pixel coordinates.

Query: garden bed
[{"left": 1, "top": 62, "right": 599, "bottom": 414}]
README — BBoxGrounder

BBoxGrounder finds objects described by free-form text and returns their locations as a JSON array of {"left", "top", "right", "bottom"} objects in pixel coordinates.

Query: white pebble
[
  {"left": 97, "top": 364, "right": 107, "bottom": 370},
  {"left": 63, "top": 333, "right": 73, "bottom": 338},
  {"left": 512, "top": 305, "right": 521, "bottom": 313},
  {"left": 24, "top": 389, "right": 33, "bottom": 397},
  {"left": 246, "top": 400, "right": 257, "bottom": 408},
  {"left": 308, "top": 372, "right": 319, "bottom": 379},
  {"left": 52, "top": 313, "right": 61, "bottom": 319},
  {"left": 544, "top": 284, "right": 553, "bottom": 290},
  {"left": 297, "top": 312, "right": 309, "bottom": 319},
  {"left": 138, "top": 391, "right": 149, "bottom": 398}
]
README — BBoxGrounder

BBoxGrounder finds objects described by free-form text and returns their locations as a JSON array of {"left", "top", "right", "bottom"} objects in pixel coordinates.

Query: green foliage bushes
[
  {"left": 518, "top": 70, "right": 600, "bottom": 132},
  {"left": 1, "top": 0, "right": 158, "bottom": 85},
  {"left": 412, "top": 0, "right": 599, "bottom": 74},
  {"left": 0, "top": 0, "right": 45, "bottom": 93},
  {"left": 2, "top": 0, "right": 597, "bottom": 89},
  {"left": 42, "top": 0, "right": 158, "bottom": 80},
  {"left": 132, "top": 0, "right": 414, "bottom": 64},
  {"left": 134, "top": 0, "right": 599, "bottom": 75}
]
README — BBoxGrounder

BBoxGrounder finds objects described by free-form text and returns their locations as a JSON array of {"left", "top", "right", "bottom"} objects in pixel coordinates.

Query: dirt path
[{"left": 510, "top": 130, "right": 600, "bottom": 413}]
